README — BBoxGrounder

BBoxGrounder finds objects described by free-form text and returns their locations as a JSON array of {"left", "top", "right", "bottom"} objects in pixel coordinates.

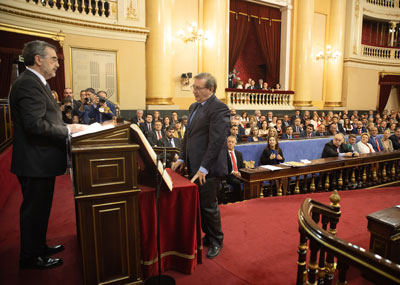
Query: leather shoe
[
  {"left": 20, "top": 256, "right": 63, "bottom": 269},
  {"left": 206, "top": 246, "right": 222, "bottom": 259},
  {"left": 44, "top": 245, "right": 65, "bottom": 256}
]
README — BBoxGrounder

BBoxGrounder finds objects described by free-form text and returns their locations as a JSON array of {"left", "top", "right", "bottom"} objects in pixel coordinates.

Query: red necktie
[
  {"left": 308, "top": 134, "right": 311, "bottom": 138},
  {"left": 374, "top": 138, "right": 381, "bottom": 152},
  {"left": 157, "top": 131, "right": 161, "bottom": 140},
  {"left": 358, "top": 129, "right": 361, "bottom": 134},
  {"left": 230, "top": 151, "right": 238, "bottom": 172},
  {"left": 365, "top": 143, "right": 372, "bottom": 153}
]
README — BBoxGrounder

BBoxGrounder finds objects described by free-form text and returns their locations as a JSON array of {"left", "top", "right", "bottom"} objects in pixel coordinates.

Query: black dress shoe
[
  {"left": 206, "top": 246, "right": 222, "bottom": 259},
  {"left": 20, "top": 256, "right": 63, "bottom": 269},
  {"left": 44, "top": 245, "right": 65, "bottom": 256}
]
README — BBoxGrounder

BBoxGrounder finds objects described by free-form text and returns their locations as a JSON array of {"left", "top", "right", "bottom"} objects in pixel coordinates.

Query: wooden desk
[
  {"left": 367, "top": 206, "right": 400, "bottom": 264},
  {"left": 240, "top": 151, "right": 400, "bottom": 199}
]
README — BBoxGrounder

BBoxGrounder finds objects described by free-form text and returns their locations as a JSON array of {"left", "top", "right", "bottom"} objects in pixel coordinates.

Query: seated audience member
[
  {"left": 281, "top": 126, "right": 294, "bottom": 140},
  {"left": 267, "top": 127, "right": 278, "bottom": 140},
  {"left": 240, "top": 111, "right": 249, "bottom": 123},
  {"left": 310, "top": 114, "right": 320, "bottom": 130},
  {"left": 292, "top": 118, "right": 304, "bottom": 133},
  {"left": 246, "top": 115, "right": 257, "bottom": 128},
  {"left": 291, "top": 110, "right": 302, "bottom": 124},
  {"left": 226, "top": 136, "right": 245, "bottom": 202},
  {"left": 153, "top": 110, "right": 161, "bottom": 122},
  {"left": 256, "top": 79, "right": 264, "bottom": 89},
  {"left": 60, "top": 98, "right": 79, "bottom": 124},
  {"left": 132, "top": 109, "right": 144, "bottom": 125},
  {"left": 230, "top": 109, "right": 237, "bottom": 119},
  {"left": 389, "top": 123, "right": 397, "bottom": 133},
  {"left": 266, "top": 111, "right": 273, "bottom": 123},
  {"left": 321, "top": 133, "right": 358, "bottom": 158},
  {"left": 274, "top": 83, "right": 281, "bottom": 90},
  {"left": 173, "top": 121, "right": 185, "bottom": 139},
  {"left": 343, "top": 118, "right": 353, "bottom": 134},
  {"left": 381, "top": 129, "right": 394, "bottom": 152},
  {"left": 269, "top": 116, "right": 278, "bottom": 128},
  {"left": 97, "top": 90, "right": 116, "bottom": 116},
  {"left": 230, "top": 124, "right": 242, "bottom": 143},
  {"left": 234, "top": 80, "right": 243, "bottom": 89},
  {"left": 254, "top": 110, "right": 262, "bottom": 122},
  {"left": 171, "top": 111, "right": 179, "bottom": 124},
  {"left": 368, "top": 126, "right": 383, "bottom": 152},
  {"left": 247, "top": 126, "right": 263, "bottom": 142},
  {"left": 356, "top": 133, "right": 375, "bottom": 154},
  {"left": 331, "top": 116, "right": 345, "bottom": 133},
  {"left": 389, "top": 127, "right": 400, "bottom": 150},
  {"left": 346, "top": 134, "right": 359, "bottom": 152},
  {"left": 275, "top": 120, "right": 284, "bottom": 135},
  {"left": 316, "top": 124, "right": 328, "bottom": 136},
  {"left": 181, "top": 115, "right": 188, "bottom": 132},
  {"left": 282, "top": 114, "right": 291, "bottom": 128},
  {"left": 157, "top": 125, "right": 182, "bottom": 168},
  {"left": 163, "top": 116, "right": 171, "bottom": 130},
  {"left": 262, "top": 82, "right": 271, "bottom": 91},
  {"left": 259, "top": 121, "right": 269, "bottom": 136},
  {"left": 300, "top": 124, "right": 315, "bottom": 138},
  {"left": 232, "top": 115, "right": 246, "bottom": 136},
  {"left": 140, "top": 113, "right": 154, "bottom": 137},
  {"left": 147, "top": 120, "right": 164, "bottom": 146},
  {"left": 245, "top": 120, "right": 257, "bottom": 135},
  {"left": 260, "top": 136, "right": 285, "bottom": 165},
  {"left": 247, "top": 79, "right": 256, "bottom": 90},
  {"left": 244, "top": 78, "right": 252, "bottom": 89},
  {"left": 328, "top": 123, "right": 338, "bottom": 136}
]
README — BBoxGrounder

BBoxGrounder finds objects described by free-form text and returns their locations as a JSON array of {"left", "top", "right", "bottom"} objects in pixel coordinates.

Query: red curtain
[
  {"left": 378, "top": 74, "right": 400, "bottom": 113},
  {"left": 0, "top": 31, "right": 65, "bottom": 99}
]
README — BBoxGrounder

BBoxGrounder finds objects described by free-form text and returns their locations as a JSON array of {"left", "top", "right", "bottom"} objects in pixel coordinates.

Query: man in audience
[
  {"left": 247, "top": 79, "right": 256, "bottom": 90},
  {"left": 254, "top": 110, "right": 261, "bottom": 123},
  {"left": 378, "top": 120, "right": 388, "bottom": 133},
  {"left": 368, "top": 126, "right": 383, "bottom": 152},
  {"left": 282, "top": 114, "right": 291, "bottom": 129},
  {"left": 322, "top": 133, "right": 359, "bottom": 158},
  {"left": 346, "top": 134, "right": 359, "bottom": 152},
  {"left": 292, "top": 118, "right": 304, "bottom": 133},
  {"left": 281, "top": 126, "right": 294, "bottom": 139},
  {"left": 389, "top": 127, "right": 400, "bottom": 150},
  {"left": 157, "top": 125, "right": 182, "bottom": 167},
  {"left": 232, "top": 116, "right": 246, "bottom": 137},
  {"left": 147, "top": 120, "right": 164, "bottom": 146},
  {"left": 352, "top": 121, "right": 367, "bottom": 135},
  {"left": 300, "top": 124, "right": 315, "bottom": 138},
  {"left": 230, "top": 109, "right": 236, "bottom": 120},
  {"left": 255, "top": 79, "right": 263, "bottom": 89},
  {"left": 181, "top": 115, "right": 188, "bottom": 132},
  {"left": 331, "top": 115, "right": 345, "bottom": 133},
  {"left": 266, "top": 111, "right": 273, "bottom": 123},
  {"left": 132, "top": 109, "right": 144, "bottom": 125},
  {"left": 140, "top": 113, "right": 154, "bottom": 138},
  {"left": 316, "top": 124, "right": 328, "bottom": 136},
  {"left": 291, "top": 110, "right": 301, "bottom": 124},
  {"left": 226, "top": 136, "right": 244, "bottom": 202},
  {"left": 328, "top": 123, "right": 338, "bottom": 136},
  {"left": 230, "top": 124, "right": 242, "bottom": 143},
  {"left": 171, "top": 111, "right": 179, "bottom": 124},
  {"left": 262, "top": 82, "right": 271, "bottom": 91}
]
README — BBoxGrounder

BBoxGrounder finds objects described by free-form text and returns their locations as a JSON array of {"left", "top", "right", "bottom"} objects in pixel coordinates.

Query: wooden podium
[{"left": 71, "top": 122, "right": 142, "bottom": 285}]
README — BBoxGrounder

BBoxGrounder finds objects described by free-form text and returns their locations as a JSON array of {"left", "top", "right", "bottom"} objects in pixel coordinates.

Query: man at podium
[{"left": 172, "top": 73, "right": 230, "bottom": 259}]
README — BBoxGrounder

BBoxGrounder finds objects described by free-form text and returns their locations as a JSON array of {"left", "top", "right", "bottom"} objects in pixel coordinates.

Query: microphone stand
[{"left": 145, "top": 147, "right": 175, "bottom": 285}]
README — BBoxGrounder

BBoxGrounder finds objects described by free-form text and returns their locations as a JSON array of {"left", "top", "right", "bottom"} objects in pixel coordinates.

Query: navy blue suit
[{"left": 368, "top": 136, "right": 384, "bottom": 152}]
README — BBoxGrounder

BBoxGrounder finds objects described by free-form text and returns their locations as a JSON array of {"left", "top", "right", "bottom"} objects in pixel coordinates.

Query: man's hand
[
  {"left": 171, "top": 160, "right": 184, "bottom": 172},
  {"left": 344, "top": 152, "right": 353, "bottom": 157},
  {"left": 232, "top": 171, "right": 241, "bottom": 178},
  {"left": 353, "top": 152, "right": 360, "bottom": 157},
  {"left": 191, "top": 170, "right": 206, "bottom": 186},
  {"left": 67, "top": 124, "right": 89, "bottom": 134}
]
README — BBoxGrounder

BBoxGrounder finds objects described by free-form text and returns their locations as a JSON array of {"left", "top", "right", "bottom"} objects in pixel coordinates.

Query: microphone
[{"left": 163, "top": 147, "right": 167, "bottom": 169}]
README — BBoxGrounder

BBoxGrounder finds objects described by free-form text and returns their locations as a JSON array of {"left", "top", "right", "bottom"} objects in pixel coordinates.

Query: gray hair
[
  {"left": 194, "top": 72, "right": 217, "bottom": 92},
  {"left": 22, "top": 40, "right": 57, "bottom": 66}
]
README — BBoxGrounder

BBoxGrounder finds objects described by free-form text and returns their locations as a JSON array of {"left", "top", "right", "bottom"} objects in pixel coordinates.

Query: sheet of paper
[
  {"left": 300, "top": 159, "right": 312, "bottom": 164},
  {"left": 259, "top": 165, "right": 283, "bottom": 171},
  {"left": 71, "top": 122, "right": 115, "bottom": 137}
]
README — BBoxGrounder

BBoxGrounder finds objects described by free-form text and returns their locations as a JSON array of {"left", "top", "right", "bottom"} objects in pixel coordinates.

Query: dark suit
[
  {"left": 351, "top": 127, "right": 367, "bottom": 135},
  {"left": 260, "top": 148, "right": 285, "bottom": 165},
  {"left": 281, "top": 133, "right": 294, "bottom": 140},
  {"left": 157, "top": 137, "right": 182, "bottom": 168},
  {"left": 292, "top": 124, "right": 304, "bottom": 133},
  {"left": 140, "top": 122, "right": 154, "bottom": 137},
  {"left": 9, "top": 69, "right": 69, "bottom": 258},
  {"left": 321, "top": 141, "right": 352, "bottom": 158},
  {"left": 369, "top": 136, "right": 384, "bottom": 152},
  {"left": 315, "top": 131, "right": 328, "bottom": 136},
  {"left": 389, "top": 134, "right": 400, "bottom": 150},
  {"left": 147, "top": 129, "right": 165, "bottom": 146},
  {"left": 226, "top": 149, "right": 244, "bottom": 201},
  {"left": 180, "top": 94, "right": 230, "bottom": 247},
  {"left": 299, "top": 131, "right": 315, "bottom": 138}
]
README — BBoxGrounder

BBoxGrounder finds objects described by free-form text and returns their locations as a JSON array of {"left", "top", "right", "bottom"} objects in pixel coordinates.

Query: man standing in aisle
[
  {"left": 10, "top": 40, "right": 87, "bottom": 269},
  {"left": 172, "top": 73, "right": 230, "bottom": 259}
]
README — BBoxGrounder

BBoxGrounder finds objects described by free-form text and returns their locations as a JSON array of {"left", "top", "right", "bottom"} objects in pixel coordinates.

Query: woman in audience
[
  {"left": 245, "top": 120, "right": 257, "bottom": 135},
  {"left": 246, "top": 115, "right": 257, "bottom": 128},
  {"left": 259, "top": 121, "right": 269, "bottom": 136},
  {"left": 267, "top": 127, "right": 278, "bottom": 140},
  {"left": 378, "top": 120, "right": 388, "bottom": 133},
  {"left": 241, "top": 111, "right": 249, "bottom": 124},
  {"left": 343, "top": 118, "right": 353, "bottom": 134},
  {"left": 275, "top": 120, "right": 284, "bottom": 135},
  {"left": 163, "top": 116, "right": 171, "bottom": 130},
  {"left": 390, "top": 123, "right": 397, "bottom": 133},
  {"left": 173, "top": 121, "right": 185, "bottom": 138},
  {"left": 51, "top": 90, "right": 61, "bottom": 105},
  {"left": 274, "top": 83, "right": 281, "bottom": 90},
  {"left": 269, "top": 116, "right": 278, "bottom": 128},
  {"left": 260, "top": 136, "right": 285, "bottom": 165},
  {"left": 356, "top": 133, "right": 375, "bottom": 154},
  {"left": 247, "top": 126, "right": 263, "bottom": 142},
  {"left": 381, "top": 129, "right": 394, "bottom": 152},
  {"left": 244, "top": 78, "right": 252, "bottom": 89},
  {"left": 310, "top": 114, "right": 320, "bottom": 130},
  {"left": 153, "top": 111, "right": 161, "bottom": 122}
]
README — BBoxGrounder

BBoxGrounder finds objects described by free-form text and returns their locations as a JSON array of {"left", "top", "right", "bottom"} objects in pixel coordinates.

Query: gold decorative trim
[
  {"left": 141, "top": 249, "right": 198, "bottom": 266},
  {"left": 344, "top": 57, "right": 400, "bottom": 67},
  {"left": 229, "top": 10, "right": 282, "bottom": 23},
  {"left": 0, "top": 3, "right": 149, "bottom": 35},
  {"left": 146, "top": 98, "right": 174, "bottom": 105},
  {"left": 293, "top": 100, "right": 312, "bottom": 107},
  {"left": 324, "top": 101, "right": 342, "bottom": 107},
  {"left": 0, "top": 22, "right": 65, "bottom": 46},
  {"left": 379, "top": 72, "right": 400, "bottom": 78}
]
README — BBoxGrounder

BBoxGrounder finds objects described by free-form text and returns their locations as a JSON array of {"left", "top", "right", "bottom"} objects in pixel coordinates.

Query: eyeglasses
[{"left": 191, "top": 85, "right": 207, "bottom": 91}]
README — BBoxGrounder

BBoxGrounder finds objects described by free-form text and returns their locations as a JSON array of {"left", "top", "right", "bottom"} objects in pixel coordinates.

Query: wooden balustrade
[
  {"left": 240, "top": 151, "right": 400, "bottom": 200},
  {"left": 362, "top": 44, "right": 400, "bottom": 60},
  {"left": 225, "top": 88, "right": 294, "bottom": 110},
  {"left": 25, "top": 0, "right": 114, "bottom": 18},
  {"left": 297, "top": 191, "right": 400, "bottom": 285},
  {"left": 0, "top": 99, "right": 13, "bottom": 153}
]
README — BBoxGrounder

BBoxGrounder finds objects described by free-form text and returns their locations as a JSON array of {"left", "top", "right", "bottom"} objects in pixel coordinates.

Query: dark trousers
[
  {"left": 226, "top": 174, "right": 242, "bottom": 201},
  {"left": 197, "top": 177, "right": 224, "bottom": 247},
  {"left": 18, "top": 176, "right": 56, "bottom": 258}
]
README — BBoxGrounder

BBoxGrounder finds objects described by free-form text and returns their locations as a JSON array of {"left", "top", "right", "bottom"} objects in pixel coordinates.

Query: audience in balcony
[
  {"left": 381, "top": 129, "right": 394, "bottom": 152},
  {"left": 247, "top": 80, "right": 257, "bottom": 90},
  {"left": 260, "top": 136, "right": 285, "bottom": 165},
  {"left": 255, "top": 79, "right": 264, "bottom": 89},
  {"left": 356, "top": 133, "right": 375, "bottom": 154},
  {"left": 244, "top": 78, "right": 253, "bottom": 89},
  {"left": 274, "top": 83, "right": 281, "bottom": 90},
  {"left": 247, "top": 126, "right": 263, "bottom": 142},
  {"left": 262, "top": 82, "right": 271, "bottom": 91}
]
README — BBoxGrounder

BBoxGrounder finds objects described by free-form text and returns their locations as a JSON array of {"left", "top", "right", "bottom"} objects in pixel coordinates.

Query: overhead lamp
[
  {"left": 316, "top": 45, "right": 341, "bottom": 61},
  {"left": 177, "top": 22, "right": 208, "bottom": 43}
]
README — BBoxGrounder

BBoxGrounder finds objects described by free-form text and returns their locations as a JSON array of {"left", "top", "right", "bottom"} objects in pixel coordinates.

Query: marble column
[
  {"left": 324, "top": 0, "right": 346, "bottom": 108},
  {"left": 293, "top": 0, "right": 314, "bottom": 107},
  {"left": 146, "top": 0, "right": 173, "bottom": 105},
  {"left": 201, "top": 0, "right": 229, "bottom": 101}
]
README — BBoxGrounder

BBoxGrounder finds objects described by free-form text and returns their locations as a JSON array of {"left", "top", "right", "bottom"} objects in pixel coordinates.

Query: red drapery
[
  {"left": 0, "top": 31, "right": 65, "bottom": 99},
  {"left": 378, "top": 74, "right": 400, "bottom": 113},
  {"left": 229, "top": 0, "right": 281, "bottom": 86}
]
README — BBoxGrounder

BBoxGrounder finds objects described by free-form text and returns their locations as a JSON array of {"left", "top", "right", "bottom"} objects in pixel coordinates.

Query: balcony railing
[
  {"left": 361, "top": 44, "right": 400, "bottom": 60},
  {"left": 365, "top": 0, "right": 399, "bottom": 8},
  {"left": 225, "top": 88, "right": 294, "bottom": 110}
]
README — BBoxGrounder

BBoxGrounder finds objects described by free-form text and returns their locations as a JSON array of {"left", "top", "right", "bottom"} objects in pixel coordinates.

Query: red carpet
[{"left": 0, "top": 170, "right": 399, "bottom": 284}]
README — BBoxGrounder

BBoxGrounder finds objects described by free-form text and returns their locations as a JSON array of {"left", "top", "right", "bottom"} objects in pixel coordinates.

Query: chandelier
[
  {"left": 316, "top": 45, "right": 341, "bottom": 61},
  {"left": 177, "top": 22, "right": 208, "bottom": 43}
]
